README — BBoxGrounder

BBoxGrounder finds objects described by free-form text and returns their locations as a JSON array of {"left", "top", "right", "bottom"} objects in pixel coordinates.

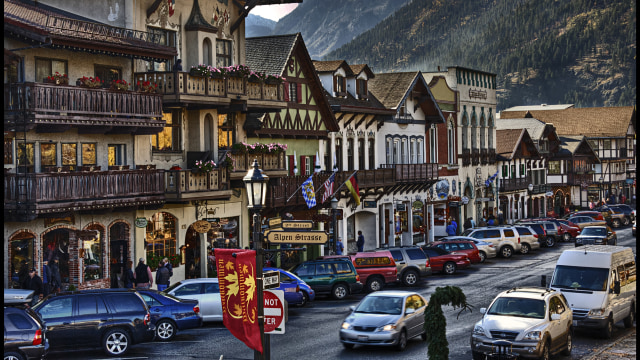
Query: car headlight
[
  {"left": 523, "top": 331, "right": 541, "bottom": 340},
  {"left": 341, "top": 322, "right": 352, "bottom": 330},
  {"left": 472, "top": 324, "right": 485, "bottom": 336},
  {"left": 588, "top": 308, "right": 606, "bottom": 316},
  {"left": 375, "top": 324, "right": 397, "bottom": 332}
]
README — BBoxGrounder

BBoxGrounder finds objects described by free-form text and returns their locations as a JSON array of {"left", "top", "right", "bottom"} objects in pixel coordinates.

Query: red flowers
[
  {"left": 137, "top": 80, "right": 158, "bottom": 93},
  {"left": 77, "top": 76, "right": 103, "bottom": 88},
  {"left": 111, "top": 79, "right": 130, "bottom": 91},
  {"left": 47, "top": 72, "right": 69, "bottom": 85}
]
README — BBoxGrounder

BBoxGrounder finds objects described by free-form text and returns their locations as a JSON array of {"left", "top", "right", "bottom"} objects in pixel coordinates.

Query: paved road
[{"left": 47, "top": 226, "right": 636, "bottom": 360}]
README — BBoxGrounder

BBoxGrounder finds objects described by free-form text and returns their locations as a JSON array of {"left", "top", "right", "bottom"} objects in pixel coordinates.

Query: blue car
[
  {"left": 137, "top": 290, "right": 203, "bottom": 341},
  {"left": 264, "top": 267, "right": 315, "bottom": 307}
]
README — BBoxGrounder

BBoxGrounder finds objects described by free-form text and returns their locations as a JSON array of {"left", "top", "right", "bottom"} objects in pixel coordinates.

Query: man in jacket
[
  {"left": 336, "top": 237, "right": 344, "bottom": 255},
  {"left": 163, "top": 258, "right": 173, "bottom": 286},
  {"left": 24, "top": 268, "right": 43, "bottom": 306},
  {"left": 42, "top": 260, "right": 52, "bottom": 296},
  {"left": 134, "top": 258, "right": 153, "bottom": 289},
  {"left": 356, "top": 231, "right": 365, "bottom": 252},
  {"left": 49, "top": 257, "right": 62, "bottom": 294},
  {"left": 156, "top": 261, "right": 170, "bottom": 291}
]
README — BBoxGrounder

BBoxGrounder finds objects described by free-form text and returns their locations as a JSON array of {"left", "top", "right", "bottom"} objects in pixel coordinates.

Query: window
[
  {"left": 448, "top": 121, "right": 455, "bottom": 164},
  {"left": 216, "top": 39, "right": 232, "bottom": 67},
  {"left": 358, "top": 139, "right": 365, "bottom": 170},
  {"left": 153, "top": 110, "right": 181, "bottom": 152},
  {"left": 108, "top": 144, "right": 126, "bottom": 166},
  {"left": 548, "top": 161, "right": 561, "bottom": 175},
  {"left": 407, "top": 248, "right": 426, "bottom": 260},
  {"left": 7, "top": 313, "right": 33, "bottom": 329},
  {"left": 4, "top": 138, "right": 13, "bottom": 164},
  {"left": 105, "top": 294, "right": 144, "bottom": 313},
  {"left": 82, "top": 143, "right": 96, "bottom": 166},
  {"left": 346, "top": 138, "right": 354, "bottom": 171},
  {"left": 10, "top": 232, "right": 35, "bottom": 288},
  {"left": 174, "top": 283, "right": 201, "bottom": 296},
  {"left": 94, "top": 64, "right": 121, "bottom": 88},
  {"left": 203, "top": 38, "right": 212, "bottom": 66},
  {"left": 429, "top": 125, "right": 437, "bottom": 163},
  {"left": 356, "top": 79, "right": 367, "bottom": 97},
  {"left": 146, "top": 212, "right": 177, "bottom": 259},
  {"left": 204, "top": 282, "right": 220, "bottom": 294},
  {"left": 417, "top": 139, "right": 423, "bottom": 163},
  {"left": 603, "top": 139, "right": 611, "bottom": 150},
  {"left": 410, "top": 139, "right": 416, "bottom": 164},
  {"left": 62, "top": 143, "right": 77, "bottom": 170},
  {"left": 462, "top": 126, "right": 468, "bottom": 150},
  {"left": 140, "top": 294, "right": 162, "bottom": 307},
  {"left": 316, "top": 263, "right": 333, "bottom": 275},
  {"left": 218, "top": 113, "right": 234, "bottom": 149},
  {"left": 386, "top": 138, "right": 393, "bottom": 164},
  {"left": 480, "top": 124, "right": 485, "bottom": 149},
  {"left": 288, "top": 82, "right": 298, "bottom": 103},
  {"left": 399, "top": 101, "right": 406, "bottom": 117},
  {"left": 510, "top": 164, "right": 516, "bottom": 178},
  {"left": 502, "top": 165, "right": 508, "bottom": 178},
  {"left": 295, "top": 263, "right": 315, "bottom": 276},
  {"left": 16, "top": 142, "right": 34, "bottom": 172},
  {"left": 38, "top": 297, "right": 73, "bottom": 319},
  {"left": 35, "top": 57, "right": 67, "bottom": 83},
  {"left": 334, "top": 262, "right": 352, "bottom": 274},
  {"left": 83, "top": 225, "right": 103, "bottom": 281},
  {"left": 334, "top": 76, "right": 345, "bottom": 94},
  {"left": 520, "top": 164, "right": 525, "bottom": 177},
  {"left": 40, "top": 143, "right": 57, "bottom": 171},
  {"left": 401, "top": 138, "right": 407, "bottom": 164},
  {"left": 304, "top": 156, "right": 311, "bottom": 175},
  {"left": 335, "top": 138, "right": 342, "bottom": 171},
  {"left": 78, "top": 295, "right": 107, "bottom": 316},
  {"left": 390, "top": 250, "right": 404, "bottom": 262},
  {"left": 147, "top": 28, "right": 176, "bottom": 71},
  {"left": 393, "top": 140, "right": 400, "bottom": 164},
  {"left": 503, "top": 229, "right": 515, "bottom": 238},
  {"left": 368, "top": 139, "right": 375, "bottom": 169}
]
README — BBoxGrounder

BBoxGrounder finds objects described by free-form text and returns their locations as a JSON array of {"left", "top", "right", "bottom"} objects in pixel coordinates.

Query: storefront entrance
[
  {"left": 42, "top": 229, "right": 71, "bottom": 287},
  {"left": 184, "top": 226, "right": 201, "bottom": 279}
]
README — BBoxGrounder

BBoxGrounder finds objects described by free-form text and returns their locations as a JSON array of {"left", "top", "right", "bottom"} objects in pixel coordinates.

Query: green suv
[{"left": 291, "top": 258, "right": 363, "bottom": 300}]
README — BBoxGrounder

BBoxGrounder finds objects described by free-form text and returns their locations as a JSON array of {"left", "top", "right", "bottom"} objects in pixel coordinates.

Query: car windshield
[
  {"left": 581, "top": 227, "right": 606, "bottom": 236},
  {"left": 551, "top": 265, "right": 609, "bottom": 292},
  {"left": 487, "top": 297, "right": 546, "bottom": 319},
  {"left": 355, "top": 296, "right": 403, "bottom": 315}
]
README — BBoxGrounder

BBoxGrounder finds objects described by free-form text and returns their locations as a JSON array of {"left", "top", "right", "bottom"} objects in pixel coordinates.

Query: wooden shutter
[
  {"left": 296, "top": 83, "right": 302, "bottom": 103},
  {"left": 300, "top": 156, "right": 306, "bottom": 175},
  {"left": 312, "top": 155, "right": 316, "bottom": 172},
  {"left": 333, "top": 76, "right": 337, "bottom": 93},
  {"left": 356, "top": 80, "right": 360, "bottom": 96},
  {"left": 284, "top": 81, "right": 290, "bottom": 102},
  {"left": 288, "top": 155, "right": 295, "bottom": 175}
]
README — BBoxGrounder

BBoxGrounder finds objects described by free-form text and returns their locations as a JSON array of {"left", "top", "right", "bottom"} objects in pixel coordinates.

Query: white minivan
[{"left": 549, "top": 245, "right": 636, "bottom": 338}]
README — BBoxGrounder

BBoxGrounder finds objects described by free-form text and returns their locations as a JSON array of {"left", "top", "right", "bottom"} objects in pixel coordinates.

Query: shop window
[
  {"left": 146, "top": 212, "right": 177, "bottom": 258},
  {"left": 16, "top": 142, "right": 35, "bottom": 172},
  {"left": 216, "top": 39, "right": 232, "bottom": 68},
  {"left": 82, "top": 143, "right": 96, "bottom": 166},
  {"left": 35, "top": 57, "right": 67, "bottom": 83},
  {"left": 218, "top": 113, "right": 235, "bottom": 149},
  {"left": 62, "top": 143, "right": 77, "bottom": 170},
  {"left": 43, "top": 229, "right": 70, "bottom": 284},
  {"left": 206, "top": 217, "right": 239, "bottom": 277},
  {"left": 10, "top": 232, "right": 35, "bottom": 288},
  {"left": 153, "top": 110, "right": 181, "bottom": 152},
  {"left": 83, "top": 225, "right": 104, "bottom": 281},
  {"left": 40, "top": 143, "right": 57, "bottom": 172}
]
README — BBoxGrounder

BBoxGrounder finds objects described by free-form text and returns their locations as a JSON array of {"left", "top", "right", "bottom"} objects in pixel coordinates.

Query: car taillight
[
  {"left": 193, "top": 305, "right": 200, "bottom": 315},
  {"left": 356, "top": 275, "right": 360, "bottom": 282},
  {"left": 533, "top": 234, "right": 538, "bottom": 238},
  {"left": 425, "top": 258, "right": 430, "bottom": 267},
  {"left": 32, "top": 329, "right": 42, "bottom": 346},
  {"left": 144, "top": 313, "right": 150, "bottom": 326},
  {"left": 518, "top": 237, "right": 521, "bottom": 244},
  {"left": 296, "top": 285, "right": 300, "bottom": 293}
]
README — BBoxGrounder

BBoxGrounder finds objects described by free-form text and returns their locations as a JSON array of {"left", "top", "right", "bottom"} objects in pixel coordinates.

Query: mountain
[
  {"left": 325, "top": 0, "right": 636, "bottom": 110},
  {"left": 246, "top": 14, "right": 276, "bottom": 38},
  {"left": 270, "top": 0, "right": 411, "bottom": 59}
]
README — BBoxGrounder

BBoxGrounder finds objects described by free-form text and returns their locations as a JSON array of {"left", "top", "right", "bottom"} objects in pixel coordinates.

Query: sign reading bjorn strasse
[{"left": 266, "top": 230, "right": 328, "bottom": 244}]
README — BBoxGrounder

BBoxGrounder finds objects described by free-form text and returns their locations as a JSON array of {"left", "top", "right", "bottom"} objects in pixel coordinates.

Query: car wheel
[
  {"left": 602, "top": 316, "right": 614, "bottom": 339},
  {"left": 563, "top": 233, "right": 571, "bottom": 242},
  {"left": 540, "top": 340, "right": 550, "bottom": 360},
  {"left": 366, "top": 277, "right": 384, "bottom": 292},
  {"left": 443, "top": 262, "right": 457, "bottom": 275},
  {"left": 396, "top": 329, "right": 407, "bottom": 351},
  {"left": 545, "top": 236, "right": 555, "bottom": 247},
  {"left": 471, "top": 350, "right": 485, "bottom": 360},
  {"left": 623, "top": 305, "right": 635, "bottom": 328},
  {"left": 4, "top": 352, "right": 25, "bottom": 360},
  {"left": 500, "top": 245, "right": 513, "bottom": 258},
  {"left": 622, "top": 217, "right": 630, "bottom": 226},
  {"left": 299, "top": 291, "right": 309, "bottom": 307},
  {"left": 402, "top": 270, "right": 419, "bottom": 286},
  {"left": 520, "top": 243, "right": 531, "bottom": 255},
  {"left": 342, "top": 342, "right": 354, "bottom": 349},
  {"left": 156, "top": 319, "right": 176, "bottom": 341},
  {"left": 103, "top": 328, "right": 131, "bottom": 356},
  {"left": 560, "top": 328, "right": 573, "bottom": 356},
  {"left": 478, "top": 251, "right": 487, "bottom": 263},
  {"left": 612, "top": 219, "right": 621, "bottom": 228},
  {"left": 332, "top": 284, "right": 348, "bottom": 300}
]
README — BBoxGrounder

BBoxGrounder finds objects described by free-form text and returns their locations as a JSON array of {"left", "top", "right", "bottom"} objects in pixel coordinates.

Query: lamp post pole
[
  {"left": 527, "top": 184, "right": 534, "bottom": 219},
  {"left": 331, "top": 197, "right": 338, "bottom": 254}
]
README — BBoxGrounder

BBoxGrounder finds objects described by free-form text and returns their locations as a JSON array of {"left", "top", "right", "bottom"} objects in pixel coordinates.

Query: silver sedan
[
  {"left": 440, "top": 236, "right": 497, "bottom": 262},
  {"left": 340, "top": 291, "right": 428, "bottom": 351}
]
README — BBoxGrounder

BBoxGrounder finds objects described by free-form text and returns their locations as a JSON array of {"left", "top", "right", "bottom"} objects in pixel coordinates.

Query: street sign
[
  {"left": 266, "top": 230, "right": 328, "bottom": 244},
  {"left": 282, "top": 220, "right": 313, "bottom": 229},
  {"left": 268, "top": 217, "right": 282, "bottom": 228},
  {"left": 263, "top": 270, "right": 280, "bottom": 289},
  {"left": 264, "top": 290, "right": 285, "bottom": 334}
]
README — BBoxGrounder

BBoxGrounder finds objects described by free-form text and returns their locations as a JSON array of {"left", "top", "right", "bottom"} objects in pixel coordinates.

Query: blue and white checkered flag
[{"left": 301, "top": 175, "right": 316, "bottom": 209}]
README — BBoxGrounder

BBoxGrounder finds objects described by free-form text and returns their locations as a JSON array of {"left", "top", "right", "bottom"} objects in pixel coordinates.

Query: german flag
[{"left": 345, "top": 174, "right": 360, "bottom": 206}]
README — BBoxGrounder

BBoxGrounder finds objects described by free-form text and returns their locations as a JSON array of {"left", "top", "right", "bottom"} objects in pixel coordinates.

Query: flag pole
[
  {"left": 286, "top": 174, "right": 323, "bottom": 203},
  {"left": 329, "top": 170, "right": 358, "bottom": 200}
]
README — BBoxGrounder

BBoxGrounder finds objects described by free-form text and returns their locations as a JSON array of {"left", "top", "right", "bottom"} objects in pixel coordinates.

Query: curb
[{"left": 582, "top": 329, "right": 636, "bottom": 360}]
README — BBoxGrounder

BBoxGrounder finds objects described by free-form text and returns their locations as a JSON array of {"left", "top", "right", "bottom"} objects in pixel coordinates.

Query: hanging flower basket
[
  {"left": 46, "top": 72, "right": 69, "bottom": 85},
  {"left": 110, "top": 79, "right": 130, "bottom": 91},
  {"left": 77, "top": 76, "right": 103, "bottom": 88}
]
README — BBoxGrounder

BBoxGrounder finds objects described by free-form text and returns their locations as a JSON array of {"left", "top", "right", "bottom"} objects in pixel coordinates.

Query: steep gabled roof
[
  {"left": 349, "top": 64, "right": 374, "bottom": 78},
  {"left": 499, "top": 106, "right": 635, "bottom": 137},
  {"left": 246, "top": 33, "right": 298, "bottom": 77},
  {"left": 496, "top": 118, "right": 548, "bottom": 140},
  {"left": 496, "top": 128, "right": 540, "bottom": 160},
  {"left": 557, "top": 135, "right": 600, "bottom": 162},
  {"left": 368, "top": 72, "right": 419, "bottom": 109},
  {"left": 312, "top": 60, "right": 352, "bottom": 75}
]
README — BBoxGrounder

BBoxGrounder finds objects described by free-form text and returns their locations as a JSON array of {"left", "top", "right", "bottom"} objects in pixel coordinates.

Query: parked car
[
  {"left": 512, "top": 225, "right": 542, "bottom": 254},
  {"left": 565, "top": 210, "right": 610, "bottom": 224},
  {"left": 4, "top": 288, "right": 35, "bottom": 307},
  {"left": 607, "top": 204, "right": 635, "bottom": 223},
  {"left": 4, "top": 306, "right": 49, "bottom": 360},
  {"left": 566, "top": 215, "right": 607, "bottom": 230},
  {"left": 137, "top": 289, "right": 202, "bottom": 341},
  {"left": 517, "top": 221, "right": 553, "bottom": 247},
  {"left": 385, "top": 246, "right": 432, "bottom": 286},
  {"left": 440, "top": 236, "right": 497, "bottom": 263},
  {"left": 420, "top": 246, "right": 471, "bottom": 275},
  {"left": 607, "top": 207, "right": 629, "bottom": 228},
  {"left": 340, "top": 291, "right": 428, "bottom": 351},
  {"left": 264, "top": 267, "right": 315, "bottom": 306},
  {"left": 430, "top": 240, "right": 482, "bottom": 264},
  {"left": 320, "top": 252, "right": 396, "bottom": 293},
  {"left": 31, "top": 289, "right": 155, "bottom": 356},
  {"left": 461, "top": 227, "right": 522, "bottom": 258},
  {"left": 291, "top": 258, "right": 363, "bottom": 300},
  {"left": 554, "top": 219, "right": 582, "bottom": 240},
  {"left": 164, "top": 278, "right": 222, "bottom": 322},
  {"left": 574, "top": 226, "right": 617, "bottom": 246},
  {"left": 471, "top": 287, "right": 573, "bottom": 360}
]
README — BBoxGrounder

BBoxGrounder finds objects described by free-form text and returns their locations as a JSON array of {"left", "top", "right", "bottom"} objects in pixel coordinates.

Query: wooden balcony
[
  {"left": 567, "top": 172, "right": 595, "bottom": 186},
  {"left": 133, "top": 72, "right": 286, "bottom": 111},
  {"left": 4, "top": 169, "right": 165, "bottom": 222},
  {"left": 4, "top": 83, "right": 165, "bottom": 134},
  {"left": 165, "top": 168, "right": 232, "bottom": 201},
  {"left": 381, "top": 163, "right": 438, "bottom": 183},
  {"left": 228, "top": 152, "right": 288, "bottom": 179},
  {"left": 498, "top": 175, "right": 532, "bottom": 192},
  {"left": 461, "top": 149, "right": 471, "bottom": 166},
  {"left": 531, "top": 184, "right": 551, "bottom": 194}
]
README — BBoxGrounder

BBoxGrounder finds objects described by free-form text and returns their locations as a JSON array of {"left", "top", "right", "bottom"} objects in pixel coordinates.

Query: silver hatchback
[{"left": 340, "top": 291, "right": 427, "bottom": 351}]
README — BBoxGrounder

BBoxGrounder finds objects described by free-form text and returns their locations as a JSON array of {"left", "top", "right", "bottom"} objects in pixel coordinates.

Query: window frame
[
  {"left": 147, "top": 27, "right": 176, "bottom": 71},
  {"left": 35, "top": 57, "right": 68, "bottom": 83},
  {"left": 153, "top": 110, "right": 182, "bottom": 152},
  {"left": 216, "top": 39, "right": 232, "bottom": 68}
]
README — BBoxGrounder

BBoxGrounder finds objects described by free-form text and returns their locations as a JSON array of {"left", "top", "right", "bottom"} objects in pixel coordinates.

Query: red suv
[
  {"left": 430, "top": 240, "right": 482, "bottom": 264},
  {"left": 321, "top": 251, "right": 397, "bottom": 292}
]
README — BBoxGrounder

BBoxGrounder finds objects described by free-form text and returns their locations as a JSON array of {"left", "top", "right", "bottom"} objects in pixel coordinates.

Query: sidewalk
[{"left": 583, "top": 329, "right": 636, "bottom": 360}]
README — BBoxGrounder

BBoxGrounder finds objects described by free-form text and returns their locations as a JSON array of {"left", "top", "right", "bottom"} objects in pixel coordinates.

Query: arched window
[
  {"left": 218, "top": 113, "right": 235, "bottom": 149},
  {"left": 10, "top": 231, "right": 35, "bottom": 288},
  {"left": 347, "top": 138, "right": 354, "bottom": 170},
  {"left": 335, "top": 138, "right": 343, "bottom": 171},
  {"left": 83, "top": 224, "right": 104, "bottom": 282},
  {"left": 448, "top": 120, "right": 455, "bottom": 164},
  {"left": 146, "top": 212, "right": 177, "bottom": 259},
  {"left": 368, "top": 138, "right": 375, "bottom": 169},
  {"left": 480, "top": 110, "right": 486, "bottom": 149},
  {"left": 488, "top": 109, "right": 494, "bottom": 149},
  {"left": 417, "top": 139, "right": 424, "bottom": 163},
  {"left": 386, "top": 138, "right": 393, "bottom": 164},
  {"left": 401, "top": 138, "right": 407, "bottom": 164},
  {"left": 429, "top": 125, "right": 437, "bottom": 163},
  {"left": 203, "top": 38, "right": 212, "bottom": 66},
  {"left": 471, "top": 107, "right": 478, "bottom": 149}
]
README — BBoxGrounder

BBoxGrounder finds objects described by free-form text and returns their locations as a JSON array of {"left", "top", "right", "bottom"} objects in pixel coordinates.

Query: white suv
[
  {"left": 471, "top": 287, "right": 573, "bottom": 360},
  {"left": 461, "top": 227, "right": 522, "bottom": 258}
]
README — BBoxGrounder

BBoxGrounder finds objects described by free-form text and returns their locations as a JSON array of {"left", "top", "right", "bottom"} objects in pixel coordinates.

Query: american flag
[{"left": 321, "top": 173, "right": 336, "bottom": 204}]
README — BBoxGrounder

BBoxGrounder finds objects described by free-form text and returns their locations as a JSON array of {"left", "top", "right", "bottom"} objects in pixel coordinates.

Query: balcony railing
[
  {"left": 133, "top": 72, "right": 285, "bottom": 107},
  {"left": 498, "top": 175, "right": 532, "bottom": 192},
  {"left": 461, "top": 149, "right": 471, "bottom": 166},
  {"left": 4, "top": 82, "right": 165, "bottom": 134},
  {"left": 228, "top": 152, "right": 287, "bottom": 178},
  {"left": 567, "top": 172, "right": 594, "bottom": 186},
  {"left": 165, "top": 168, "right": 231, "bottom": 201},
  {"left": 380, "top": 163, "right": 438, "bottom": 183},
  {"left": 531, "top": 184, "right": 551, "bottom": 194},
  {"left": 4, "top": 169, "right": 165, "bottom": 221}
]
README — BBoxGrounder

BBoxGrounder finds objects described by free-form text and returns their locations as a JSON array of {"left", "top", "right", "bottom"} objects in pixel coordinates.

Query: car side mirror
[
  {"left": 405, "top": 308, "right": 416, "bottom": 315},
  {"left": 550, "top": 313, "right": 561, "bottom": 321},
  {"left": 480, "top": 307, "right": 486, "bottom": 314}
]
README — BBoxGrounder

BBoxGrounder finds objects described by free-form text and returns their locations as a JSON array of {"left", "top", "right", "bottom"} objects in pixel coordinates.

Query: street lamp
[
  {"left": 331, "top": 197, "right": 338, "bottom": 254},
  {"left": 599, "top": 176, "right": 605, "bottom": 205},
  {"left": 243, "top": 159, "right": 269, "bottom": 360},
  {"left": 527, "top": 183, "right": 534, "bottom": 218}
]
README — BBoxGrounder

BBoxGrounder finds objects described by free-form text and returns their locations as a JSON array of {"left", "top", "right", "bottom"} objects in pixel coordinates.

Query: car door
[
  {"left": 314, "top": 263, "right": 336, "bottom": 291},
  {"left": 202, "top": 282, "right": 223, "bottom": 321},
  {"left": 389, "top": 249, "right": 406, "bottom": 276},
  {"left": 403, "top": 294, "right": 426, "bottom": 338},
  {"left": 35, "top": 296, "right": 75, "bottom": 348},
  {"left": 74, "top": 294, "right": 110, "bottom": 346},
  {"left": 277, "top": 270, "right": 303, "bottom": 305},
  {"left": 547, "top": 296, "right": 570, "bottom": 351},
  {"left": 294, "top": 263, "right": 323, "bottom": 291},
  {"left": 170, "top": 283, "right": 208, "bottom": 318},
  {"left": 140, "top": 292, "right": 165, "bottom": 326}
]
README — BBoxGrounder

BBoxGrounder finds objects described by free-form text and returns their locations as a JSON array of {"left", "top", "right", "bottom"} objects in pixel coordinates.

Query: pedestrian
[
  {"left": 487, "top": 214, "right": 495, "bottom": 226},
  {"left": 356, "top": 231, "right": 365, "bottom": 252},
  {"left": 470, "top": 217, "right": 476, "bottom": 228},
  {"left": 162, "top": 258, "right": 173, "bottom": 286},
  {"left": 42, "top": 260, "right": 52, "bottom": 297},
  {"left": 498, "top": 211, "right": 504, "bottom": 225},
  {"left": 463, "top": 217, "right": 472, "bottom": 231},
  {"left": 156, "top": 261, "right": 170, "bottom": 291},
  {"left": 18, "top": 260, "right": 30, "bottom": 289},
  {"left": 446, "top": 220, "right": 456, "bottom": 236},
  {"left": 336, "top": 237, "right": 344, "bottom": 255},
  {"left": 49, "top": 257, "right": 62, "bottom": 294},
  {"left": 451, "top": 217, "right": 458, "bottom": 235},
  {"left": 621, "top": 194, "right": 626, "bottom": 204},
  {"left": 172, "top": 59, "right": 182, "bottom": 71},
  {"left": 24, "top": 268, "right": 43, "bottom": 306},
  {"left": 134, "top": 257, "right": 153, "bottom": 290},
  {"left": 123, "top": 260, "right": 135, "bottom": 289},
  {"left": 478, "top": 217, "right": 487, "bottom": 227}
]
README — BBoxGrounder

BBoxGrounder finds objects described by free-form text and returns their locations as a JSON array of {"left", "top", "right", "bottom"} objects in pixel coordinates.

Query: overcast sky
[{"left": 251, "top": 3, "right": 298, "bottom": 21}]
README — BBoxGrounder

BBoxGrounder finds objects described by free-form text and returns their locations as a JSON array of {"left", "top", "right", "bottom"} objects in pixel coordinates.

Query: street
[{"left": 47, "top": 226, "right": 636, "bottom": 360}]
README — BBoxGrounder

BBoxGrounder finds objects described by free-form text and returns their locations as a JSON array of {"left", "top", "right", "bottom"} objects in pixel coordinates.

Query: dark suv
[
  {"left": 32, "top": 289, "right": 155, "bottom": 356},
  {"left": 291, "top": 258, "right": 363, "bottom": 300},
  {"left": 4, "top": 306, "right": 49, "bottom": 360}
]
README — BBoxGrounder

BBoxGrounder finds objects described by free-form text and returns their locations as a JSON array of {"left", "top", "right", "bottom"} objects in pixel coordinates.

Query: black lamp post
[
  {"left": 331, "top": 197, "right": 338, "bottom": 254},
  {"left": 527, "top": 183, "right": 534, "bottom": 218},
  {"left": 243, "top": 159, "right": 269, "bottom": 360}
]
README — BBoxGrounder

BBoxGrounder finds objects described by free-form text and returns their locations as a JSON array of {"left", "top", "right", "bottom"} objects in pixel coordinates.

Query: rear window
[
  {"left": 516, "top": 227, "right": 532, "bottom": 235},
  {"left": 334, "top": 261, "right": 353, "bottom": 274},
  {"left": 7, "top": 313, "right": 34, "bottom": 329},
  {"left": 390, "top": 250, "right": 404, "bottom": 262},
  {"left": 354, "top": 256, "right": 392, "bottom": 267},
  {"left": 204, "top": 283, "right": 219, "bottom": 294},
  {"left": 406, "top": 249, "right": 426, "bottom": 260},
  {"left": 105, "top": 293, "right": 145, "bottom": 313},
  {"left": 78, "top": 295, "right": 108, "bottom": 316},
  {"left": 503, "top": 229, "right": 515, "bottom": 238}
]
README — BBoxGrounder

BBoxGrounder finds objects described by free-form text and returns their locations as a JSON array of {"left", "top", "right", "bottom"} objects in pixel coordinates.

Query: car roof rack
[{"left": 505, "top": 287, "right": 554, "bottom": 296}]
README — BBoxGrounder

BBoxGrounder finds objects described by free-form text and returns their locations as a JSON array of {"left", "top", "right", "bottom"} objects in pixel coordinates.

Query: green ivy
[{"left": 424, "top": 286, "right": 473, "bottom": 360}]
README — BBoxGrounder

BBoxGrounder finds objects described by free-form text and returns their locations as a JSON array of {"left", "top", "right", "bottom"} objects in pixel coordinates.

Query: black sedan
[
  {"left": 4, "top": 306, "right": 49, "bottom": 360},
  {"left": 575, "top": 225, "right": 617, "bottom": 247},
  {"left": 137, "top": 290, "right": 203, "bottom": 341}
]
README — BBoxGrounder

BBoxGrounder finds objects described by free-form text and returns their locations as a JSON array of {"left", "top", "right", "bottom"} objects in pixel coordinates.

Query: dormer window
[
  {"left": 334, "top": 75, "right": 346, "bottom": 96},
  {"left": 356, "top": 78, "right": 368, "bottom": 99},
  {"left": 399, "top": 101, "right": 406, "bottom": 117}
]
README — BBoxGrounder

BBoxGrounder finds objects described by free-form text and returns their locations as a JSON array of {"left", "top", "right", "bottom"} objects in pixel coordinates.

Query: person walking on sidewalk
[
  {"left": 156, "top": 261, "right": 170, "bottom": 291},
  {"left": 336, "top": 237, "right": 344, "bottom": 255},
  {"left": 24, "top": 268, "right": 43, "bottom": 306},
  {"left": 134, "top": 258, "right": 153, "bottom": 290},
  {"left": 49, "top": 257, "right": 62, "bottom": 294},
  {"left": 163, "top": 258, "right": 173, "bottom": 286},
  {"left": 356, "top": 231, "right": 365, "bottom": 252},
  {"left": 42, "top": 260, "right": 52, "bottom": 297}
]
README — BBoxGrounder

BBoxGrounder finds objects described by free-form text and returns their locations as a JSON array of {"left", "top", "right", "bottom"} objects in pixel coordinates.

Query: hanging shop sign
[
  {"left": 363, "top": 200, "right": 377, "bottom": 208},
  {"left": 396, "top": 203, "right": 407, "bottom": 211},
  {"left": 134, "top": 217, "right": 148, "bottom": 228},
  {"left": 461, "top": 196, "right": 470, "bottom": 204},
  {"left": 193, "top": 220, "right": 211, "bottom": 233},
  {"left": 436, "top": 179, "right": 450, "bottom": 199},
  {"left": 545, "top": 191, "right": 554, "bottom": 197}
]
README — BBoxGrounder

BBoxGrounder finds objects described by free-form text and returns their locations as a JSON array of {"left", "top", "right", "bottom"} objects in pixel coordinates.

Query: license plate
[
  {"left": 572, "top": 320, "right": 578, "bottom": 326},
  {"left": 358, "top": 335, "right": 369, "bottom": 341}
]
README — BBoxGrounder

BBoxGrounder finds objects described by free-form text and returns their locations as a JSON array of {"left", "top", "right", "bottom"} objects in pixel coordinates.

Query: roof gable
[{"left": 496, "top": 129, "right": 540, "bottom": 160}]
